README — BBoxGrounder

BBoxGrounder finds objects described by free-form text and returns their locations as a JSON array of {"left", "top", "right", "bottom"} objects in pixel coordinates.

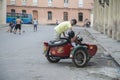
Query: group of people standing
[
  {"left": 7, "top": 16, "right": 22, "bottom": 35},
  {"left": 7, "top": 17, "right": 38, "bottom": 34}
]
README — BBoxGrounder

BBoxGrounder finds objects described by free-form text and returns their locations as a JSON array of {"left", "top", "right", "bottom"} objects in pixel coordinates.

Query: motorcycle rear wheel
[{"left": 46, "top": 52, "right": 60, "bottom": 63}]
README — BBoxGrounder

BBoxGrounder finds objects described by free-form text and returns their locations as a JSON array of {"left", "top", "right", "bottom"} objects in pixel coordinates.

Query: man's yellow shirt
[{"left": 54, "top": 21, "right": 71, "bottom": 34}]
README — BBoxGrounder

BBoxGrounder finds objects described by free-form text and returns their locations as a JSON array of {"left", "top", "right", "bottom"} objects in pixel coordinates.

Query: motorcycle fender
[
  {"left": 44, "top": 47, "right": 50, "bottom": 57},
  {"left": 70, "top": 45, "right": 87, "bottom": 58}
]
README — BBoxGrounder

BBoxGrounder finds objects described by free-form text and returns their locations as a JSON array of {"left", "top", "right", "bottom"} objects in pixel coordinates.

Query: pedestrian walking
[
  {"left": 14, "top": 16, "right": 22, "bottom": 35},
  {"left": 33, "top": 18, "right": 38, "bottom": 32}
]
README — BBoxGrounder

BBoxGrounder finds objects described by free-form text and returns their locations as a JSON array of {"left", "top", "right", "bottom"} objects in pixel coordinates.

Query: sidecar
[{"left": 43, "top": 38, "right": 97, "bottom": 67}]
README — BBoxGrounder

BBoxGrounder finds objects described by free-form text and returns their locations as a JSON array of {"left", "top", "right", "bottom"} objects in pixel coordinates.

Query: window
[
  {"left": 48, "top": 0, "right": 52, "bottom": 7},
  {"left": 48, "top": 0, "right": 52, "bottom": 3},
  {"left": 78, "top": 0, "right": 83, "bottom": 7},
  {"left": 11, "top": 9, "right": 15, "bottom": 17},
  {"left": 33, "top": 0, "right": 38, "bottom": 6},
  {"left": 64, "top": 0, "right": 68, "bottom": 7},
  {"left": 22, "top": 0, "right": 27, "bottom": 6},
  {"left": 22, "top": 10, "right": 26, "bottom": 14},
  {"left": 78, "top": 12, "right": 83, "bottom": 21},
  {"left": 11, "top": 9, "right": 15, "bottom": 13},
  {"left": 64, "top": 0, "right": 68, "bottom": 3},
  {"left": 10, "top": 0, "right": 15, "bottom": 5},
  {"left": 48, "top": 11, "right": 52, "bottom": 20},
  {"left": 63, "top": 12, "right": 68, "bottom": 21}
]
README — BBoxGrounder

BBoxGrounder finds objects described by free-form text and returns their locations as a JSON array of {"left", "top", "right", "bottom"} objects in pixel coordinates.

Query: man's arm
[{"left": 63, "top": 32, "right": 66, "bottom": 37}]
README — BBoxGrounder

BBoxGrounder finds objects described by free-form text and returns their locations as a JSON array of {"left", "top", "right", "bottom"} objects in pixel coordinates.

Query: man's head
[{"left": 71, "top": 19, "right": 77, "bottom": 26}]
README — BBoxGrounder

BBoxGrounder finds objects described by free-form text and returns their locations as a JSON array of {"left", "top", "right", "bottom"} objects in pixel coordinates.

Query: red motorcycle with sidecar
[{"left": 43, "top": 34, "right": 97, "bottom": 67}]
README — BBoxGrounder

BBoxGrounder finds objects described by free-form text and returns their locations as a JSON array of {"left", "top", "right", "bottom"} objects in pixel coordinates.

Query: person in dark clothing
[
  {"left": 7, "top": 22, "right": 15, "bottom": 33},
  {"left": 14, "top": 16, "right": 22, "bottom": 35}
]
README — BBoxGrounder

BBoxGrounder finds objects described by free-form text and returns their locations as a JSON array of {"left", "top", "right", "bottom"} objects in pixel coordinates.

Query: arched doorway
[{"left": 33, "top": 10, "right": 38, "bottom": 20}]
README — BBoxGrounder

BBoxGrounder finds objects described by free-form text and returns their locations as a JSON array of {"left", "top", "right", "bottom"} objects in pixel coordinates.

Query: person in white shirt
[{"left": 33, "top": 18, "right": 38, "bottom": 32}]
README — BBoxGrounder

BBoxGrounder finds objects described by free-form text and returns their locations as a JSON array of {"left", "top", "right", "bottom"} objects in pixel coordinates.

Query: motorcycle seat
[{"left": 48, "top": 38, "right": 70, "bottom": 47}]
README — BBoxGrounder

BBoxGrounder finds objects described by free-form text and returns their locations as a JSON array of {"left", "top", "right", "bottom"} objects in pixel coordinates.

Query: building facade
[
  {"left": 93, "top": 0, "right": 120, "bottom": 41},
  {"left": 0, "top": 0, "right": 6, "bottom": 24},
  {"left": 7, "top": 0, "right": 93, "bottom": 26}
]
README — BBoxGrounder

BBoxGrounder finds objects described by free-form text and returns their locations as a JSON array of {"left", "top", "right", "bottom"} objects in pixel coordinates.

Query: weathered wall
[
  {"left": 7, "top": 0, "right": 93, "bottom": 26},
  {"left": 93, "top": 0, "right": 120, "bottom": 41}
]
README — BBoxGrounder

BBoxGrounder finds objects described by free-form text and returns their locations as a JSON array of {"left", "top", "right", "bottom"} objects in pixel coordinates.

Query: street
[{"left": 0, "top": 25, "right": 120, "bottom": 80}]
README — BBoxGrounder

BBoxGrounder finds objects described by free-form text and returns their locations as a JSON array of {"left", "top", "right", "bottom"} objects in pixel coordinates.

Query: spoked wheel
[
  {"left": 72, "top": 49, "right": 87, "bottom": 67},
  {"left": 46, "top": 51, "right": 60, "bottom": 63}
]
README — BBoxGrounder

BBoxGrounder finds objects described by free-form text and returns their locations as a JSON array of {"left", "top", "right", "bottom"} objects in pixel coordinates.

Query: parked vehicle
[
  {"left": 6, "top": 12, "right": 32, "bottom": 24},
  {"left": 43, "top": 35, "right": 97, "bottom": 67}
]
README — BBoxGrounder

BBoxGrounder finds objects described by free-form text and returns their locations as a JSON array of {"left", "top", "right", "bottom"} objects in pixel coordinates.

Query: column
[
  {"left": 99, "top": 1, "right": 104, "bottom": 33},
  {"left": 97, "top": 0, "right": 105, "bottom": 33},
  {"left": 101, "top": 3, "right": 107, "bottom": 34},
  {"left": 97, "top": 0, "right": 101, "bottom": 32},
  {"left": 0, "top": 0, "right": 6, "bottom": 24},
  {"left": 98, "top": 4, "right": 101, "bottom": 31},
  {"left": 90, "top": 9, "right": 93, "bottom": 27},
  {"left": 96, "top": 0, "right": 99, "bottom": 30},
  {"left": 108, "top": 0, "right": 112, "bottom": 37},
  {"left": 93, "top": 0, "right": 104, "bottom": 32},
  {"left": 110, "top": 0, "right": 113, "bottom": 37},
  {"left": 0, "top": 0, "right": 2, "bottom": 24},
  {"left": 116, "top": 0, "right": 120, "bottom": 41},
  {"left": 93, "top": 0, "right": 97, "bottom": 30},
  {"left": 112, "top": 0, "right": 117, "bottom": 39},
  {"left": 104, "top": 1, "right": 109, "bottom": 35}
]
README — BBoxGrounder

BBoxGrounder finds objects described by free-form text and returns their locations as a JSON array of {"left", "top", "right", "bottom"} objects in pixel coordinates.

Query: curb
[{"left": 85, "top": 28, "right": 120, "bottom": 67}]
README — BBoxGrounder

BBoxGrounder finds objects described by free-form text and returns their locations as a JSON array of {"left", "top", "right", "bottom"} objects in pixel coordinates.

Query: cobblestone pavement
[{"left": 0, "top": 25, "right": 120, "bottom": 80}]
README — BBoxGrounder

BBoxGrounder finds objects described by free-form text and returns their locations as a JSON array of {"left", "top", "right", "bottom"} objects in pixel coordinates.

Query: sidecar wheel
[
  {"left": 72, "top": 49, "right": 87, "bottom": 67},
  {"left": 46, "top": 52, "right": 60, "bottom": 63},
  {"left": 86, "top": 57, "right": 91, "bottom": 63}
]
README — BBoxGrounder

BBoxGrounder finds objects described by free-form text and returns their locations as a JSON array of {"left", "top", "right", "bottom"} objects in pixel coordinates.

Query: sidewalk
[
  {"left": 85, "top": 27, "right": 120, "bottom": 66},
  {"left": 0, "top": 24, "right": 8, "bottom": 28}
]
